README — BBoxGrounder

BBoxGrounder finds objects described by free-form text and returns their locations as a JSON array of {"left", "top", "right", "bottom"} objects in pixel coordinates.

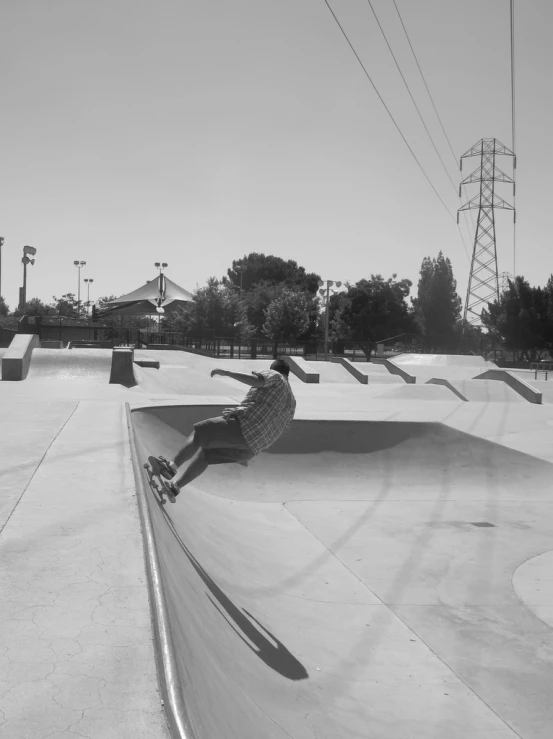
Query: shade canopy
[{"left": 102, "top": 274, "right": 193, "bottom": 317}]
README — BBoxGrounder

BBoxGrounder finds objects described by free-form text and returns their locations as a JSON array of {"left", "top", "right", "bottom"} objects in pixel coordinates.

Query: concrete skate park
[{"left": 2, "top": 339, "right": 553, "bottom": 739}]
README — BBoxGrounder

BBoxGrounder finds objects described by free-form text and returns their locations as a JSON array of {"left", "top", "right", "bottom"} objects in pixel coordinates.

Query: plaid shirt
[{"left": 223, "top": 369, "right": 296, "bottom": 454}]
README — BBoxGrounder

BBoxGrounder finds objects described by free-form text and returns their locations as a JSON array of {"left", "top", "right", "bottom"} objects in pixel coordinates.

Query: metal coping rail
[{"left": 125, "top": 403, "right": 195, "bottom": 739}]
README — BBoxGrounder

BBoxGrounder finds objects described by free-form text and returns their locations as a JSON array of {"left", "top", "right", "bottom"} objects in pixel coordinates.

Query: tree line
[
  {"left": 1, "top": 250, "right": 551, "bottom": 359},
  {"left": 160, "top": 251, "right": 465, "bottom": 353}
]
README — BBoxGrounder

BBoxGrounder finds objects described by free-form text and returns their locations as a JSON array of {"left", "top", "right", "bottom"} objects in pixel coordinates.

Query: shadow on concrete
[{"left": 157, "top": 502, "right": 308, "bottom": 682}]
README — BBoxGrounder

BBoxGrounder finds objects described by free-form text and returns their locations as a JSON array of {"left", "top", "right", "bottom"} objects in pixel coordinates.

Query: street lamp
[
  {"left": 84, "top": 278, "right": 94, "bottom": 316},
  {"left": 74, "top": 260, "right": 86, "bottom": 316},
  {"left": 154, "top": 262, "right": 168, "bottom": 329},
  {"left": 20, "top": 245, "right": 37, "bottom": 310},
  {"left": 318, "top": 279, "right": 343, "bottom": 361}
]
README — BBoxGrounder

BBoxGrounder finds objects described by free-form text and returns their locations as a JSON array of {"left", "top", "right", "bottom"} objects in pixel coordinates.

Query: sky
[{"left": 1, "top": 0, "right": 551, "bottom": 314}]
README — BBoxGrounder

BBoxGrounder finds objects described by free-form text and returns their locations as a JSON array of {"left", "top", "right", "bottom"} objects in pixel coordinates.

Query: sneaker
[
  {"left": 162, "top": 480, "right": 180, "bottom": 503},
  {"left": 157, "top": 456, "right": 177, "bottom": 480}
]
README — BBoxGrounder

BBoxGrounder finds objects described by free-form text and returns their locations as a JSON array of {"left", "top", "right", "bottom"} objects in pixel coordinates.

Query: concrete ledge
[
  {"left": 1, "top": 334, "right": 39, "bottom": 381},
  {"left": 147, "top": 344, "right": 184, "bottom": 351},
  {"left": 70, "top": 341, "right": 113, "bottom": 349},
  {"left": 330, "top": 356, "right": 368, "bottom": 384},
  {"left": 110, "top": 348, "right": 137, "bottom": 386},
  {"left": 135, "top": 359, "right": 160, "bottom": 369},
  {"left": 426, "top": 378, "right": 468, "bottom": 401},
  {"left": 474, "top": 369, "right": 542, "bottom": 404},
  {"left": 285, "top": 356, "right": 319, "bottom": 383},
  {"left": 383, "top": 359, "right": 416, "bottom": 384},
  {"left": 181, "top": 347, "right": 215, "bottom": 357}
]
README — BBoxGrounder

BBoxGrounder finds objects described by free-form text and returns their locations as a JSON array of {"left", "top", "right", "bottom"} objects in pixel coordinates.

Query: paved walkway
[{"left": 0, "top": 393, "right": 172, "bottom": 738}]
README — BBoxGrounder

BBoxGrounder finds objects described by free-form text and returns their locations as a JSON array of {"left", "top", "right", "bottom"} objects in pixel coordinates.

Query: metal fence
[{"left": 0, "top": 325, "right": 17, "bottom": 348}]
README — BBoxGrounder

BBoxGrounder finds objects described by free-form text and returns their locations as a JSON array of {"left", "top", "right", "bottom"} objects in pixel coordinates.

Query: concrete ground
[{"left": 1, "top": 349, "right": 553, "bottom": 738}]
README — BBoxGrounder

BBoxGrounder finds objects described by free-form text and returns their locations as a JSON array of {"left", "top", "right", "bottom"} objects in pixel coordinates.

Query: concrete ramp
[
  {"left": 373, "top": 383, "right": 458, "bottom": 401},
  {"left": 15, "top": 347, "right": 138, "bottom": 388},
  {"left": 452, "top": 379, "right": 525, "bottom": 403},
  {"left": 364, "top": 363, "right": 406, "bottom": 384},
  {"left": 394, "top": 353, "right": 495, "bottom": 368},
  {"left": 427, "top": 378, "right": 525, "bottom": 403},
  {"left": 26, "top": 348, "right": 112, "bottom": 380},
  {"left": 129, "top": 404, "right": 553, "bottom": 739},
  {"left": 309, "top": 361, "right": 360, "bottom": 384}
]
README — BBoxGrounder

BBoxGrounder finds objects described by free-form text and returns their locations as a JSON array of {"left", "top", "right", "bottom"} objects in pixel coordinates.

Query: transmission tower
[
  {"left": 500, "top": 271, "right": 513, "bottom": 293},
  {"left": 457, "top": 138, "right": 516, "bottom": 324}
]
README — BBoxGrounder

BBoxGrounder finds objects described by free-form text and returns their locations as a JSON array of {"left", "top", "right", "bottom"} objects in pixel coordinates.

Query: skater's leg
[
  {"left": 173, "top": 432, "right": 200, "bottom": 468},
  {"left": 172, "top": 448, "right": 209, "bottom": 489}
]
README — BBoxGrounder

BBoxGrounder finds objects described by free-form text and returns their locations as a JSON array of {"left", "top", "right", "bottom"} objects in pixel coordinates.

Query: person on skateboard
[{"left": 152, "top": 358, "right": 296, "bottom": 502}]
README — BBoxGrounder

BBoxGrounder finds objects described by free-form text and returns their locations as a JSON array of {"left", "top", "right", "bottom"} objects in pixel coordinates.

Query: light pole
[
  {"left": 318, "top": 279, "right": 342, "bottom": 361},
  {"left": 74, "top": 260, "right": 86, "bottom": 316},
  {"left": 154, "top": 262, "right": 168, "bottom": 329},
  {"left": 84, "top": 278, "right": 94, "bottom": 316},
  {"left": 20, "top": 245, "right": 37, "bottom": 310},
  {"left": 235, "top": 263, "right": 245, "bottom": 297}
]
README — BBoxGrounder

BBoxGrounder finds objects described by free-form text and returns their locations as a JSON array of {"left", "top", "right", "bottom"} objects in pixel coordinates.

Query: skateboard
[{"left": 143, "top": 455, "right": 175, "bottom": 504}]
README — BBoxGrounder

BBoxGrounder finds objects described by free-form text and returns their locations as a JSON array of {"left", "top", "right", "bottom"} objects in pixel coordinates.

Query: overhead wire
[
  {"left": 322, "top": 0, "right": 457, "bottom": 225},
  {"left": 366, "top": 0, "right": 458, "bottom": 194},
  {"left": 510, "top": 0, "right": 517, "bottom": 277},
  {"left": 365, "top": 0, "right": 471, "bottom": 261},
  {"left": 389, "top": 0, "right": 475, "bottom": 258}
]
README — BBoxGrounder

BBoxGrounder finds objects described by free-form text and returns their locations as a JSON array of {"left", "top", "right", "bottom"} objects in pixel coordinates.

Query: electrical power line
[
  {"left": 322, "top": 0, "right": 457, "bottom": 224},
  {"left": 366, "top": 0, "right": 458, "bottom": 193},
  {"left": 364, "top": 0, "right": 470, "bottom": 260},
  {"left": 392, "top": 0, "right": 457, "bottom": 164},
  {"left": 390, "top": 0, "right": 475, "bottom": 257},
  {"left": 510, "top": 0, "right": 517, "bottom": 277}
]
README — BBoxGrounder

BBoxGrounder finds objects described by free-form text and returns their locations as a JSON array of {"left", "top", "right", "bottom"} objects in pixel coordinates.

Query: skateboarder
[{"left": 152, "top": 358, "right": 296, "bottom": 502}]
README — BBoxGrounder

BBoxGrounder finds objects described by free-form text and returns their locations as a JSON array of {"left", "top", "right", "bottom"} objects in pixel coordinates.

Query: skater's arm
[{"left": 210, "top": 369, "right": 266, "bottom": 387}]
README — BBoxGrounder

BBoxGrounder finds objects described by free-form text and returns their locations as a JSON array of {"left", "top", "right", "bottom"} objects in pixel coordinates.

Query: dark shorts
[{"left": 193, "top": 415, "right": 255, "bottom": 465}]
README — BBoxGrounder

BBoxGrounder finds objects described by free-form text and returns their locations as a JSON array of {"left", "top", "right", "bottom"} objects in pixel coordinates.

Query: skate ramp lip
[{"left": 128, "top": 403, "right": 552, "bottom": 738}]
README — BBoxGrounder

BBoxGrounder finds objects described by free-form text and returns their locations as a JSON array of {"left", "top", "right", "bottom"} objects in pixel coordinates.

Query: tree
[
  {"left": 262, "top": 287, "right": 313, "bottom": 340},
  {"left": 338, "top": 274, "right": 416, "bottom": 349},
  {"left": 412, "top": 252, "right": 462, "bottom": 348},
  {"left": 239, "top": 281, "right": 319, "bottom": 339},
  {"left": 11, "top": 298, "right": 56, "bottom": 317},
  {"left": 241, "top": 282, "right": 281, "bottom": 335},
  {"left": 224, "top": 253, "right": 321, "bottom": 294},
  {"left": 0, "top": 296, "right": 9, "bottom": 317},
  {"left": 170, "top": 278, "right": 255, "bottom": 338},
  {"left": 97, "top": 295, "right": 118, "bottom": 312},
  {"left": 328, "top": 298, "right": 352, "bottom": 344},
  {"left": 481, "top": 276, "right": 552, "bottom": 361},
  {"left": 52, "top": 293, "right": 80, "bottom": 317}
]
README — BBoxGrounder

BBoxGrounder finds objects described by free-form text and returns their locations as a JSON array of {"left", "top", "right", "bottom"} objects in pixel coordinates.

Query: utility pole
[
  {"left": 318, "top": 279, "right": 342, "bottom": 360},
  {"left": 458, "top": 138, "right": 516, "bottom": 325}
]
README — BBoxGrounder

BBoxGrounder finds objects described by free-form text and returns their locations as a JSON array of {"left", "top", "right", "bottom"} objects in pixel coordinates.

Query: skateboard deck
[{"left": 143, "top": 455, "right": 173, "bottom": 504}]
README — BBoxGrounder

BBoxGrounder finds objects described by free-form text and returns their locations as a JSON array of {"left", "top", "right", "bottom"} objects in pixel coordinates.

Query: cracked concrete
[{"left": 0, "top": 396, "right": 170, "bottom": 739}]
